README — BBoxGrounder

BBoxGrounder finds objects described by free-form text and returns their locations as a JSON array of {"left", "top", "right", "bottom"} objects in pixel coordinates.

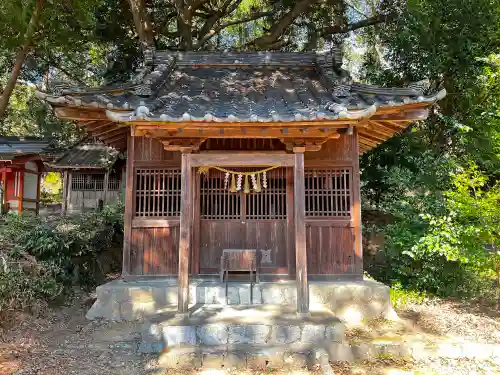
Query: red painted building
[{"left": 0, "top": 137, "right": 52, "bottom": 215}]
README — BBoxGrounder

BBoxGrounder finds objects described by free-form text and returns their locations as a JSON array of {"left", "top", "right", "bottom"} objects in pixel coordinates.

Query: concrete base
[{"left": 86, "top": 278, "right": 394, "bottom": 323}]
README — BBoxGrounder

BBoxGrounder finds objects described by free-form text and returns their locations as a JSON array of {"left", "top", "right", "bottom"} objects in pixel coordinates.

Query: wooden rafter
[
  {"left": 357, "top": 130, "right": 387, "bottom": 143},
  {"left": 55, "top": 107, "right": 110, "bottom": 120},
  {"left": 101, "top": 131, "right": 128, "bottom": 144},
  {"left": 94, "top": 126, "right": 128, "bottom": 139}
]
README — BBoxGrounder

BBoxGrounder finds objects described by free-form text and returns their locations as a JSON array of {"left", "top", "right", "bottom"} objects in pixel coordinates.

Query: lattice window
[
  {"left": 71, "top": 173, "right": 104, "bottom": 191},
  {"left": 200, "top": 168, "right": 286, "bottom": 220},
  {"left": 135, "top": 168, "right": 181, "bottom": 217},
  {"left": 200, "top": 169, "right": 241, "bottom": 219},
  {"left": 71, "top": 173, "right": 121, "bottom": 191},
  {"left": 108, "top": 176, "right": 121, "bottom": 191},
  {"left": 245, "top": 168, "right": 286, "bottom": 219},
  {"left": 305, "top": 168, "right": 351, "bottom": 218}
]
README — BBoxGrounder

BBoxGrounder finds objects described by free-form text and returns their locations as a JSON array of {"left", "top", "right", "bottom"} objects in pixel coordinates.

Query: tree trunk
[
  {"left": 127, "top": 0, "right": 154, "bottom": 48},
  {"left": 0, "top": 0, "right": 44, "bottom": 118}
]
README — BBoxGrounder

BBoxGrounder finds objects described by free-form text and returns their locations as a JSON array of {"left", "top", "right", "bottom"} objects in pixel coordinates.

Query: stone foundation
[{"left": 86, "top": 278, "right": 394, "bottom": 322}]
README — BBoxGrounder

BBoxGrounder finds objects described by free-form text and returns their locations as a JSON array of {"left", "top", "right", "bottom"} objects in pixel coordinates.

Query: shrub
[
  {"left": 0, "top": 203, "right": 124, "bottom": 323},
  {"left": 364, "top": 162, "right": 499, "bottom": 303},
  {"left": 389, "top": 283, "right": 426, "bottom": 309}
]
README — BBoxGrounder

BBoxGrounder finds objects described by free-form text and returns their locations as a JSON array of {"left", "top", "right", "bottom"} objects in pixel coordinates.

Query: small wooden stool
[{"left": 220, "top": 249, "right": 260, "bottom": 304}]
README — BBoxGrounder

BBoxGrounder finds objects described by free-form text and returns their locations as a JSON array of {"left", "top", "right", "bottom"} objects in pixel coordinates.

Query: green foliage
[
  {"left": 0, "top": 204, "right": 124, "bottom": 322},
  {"left": 390, "top": 283, "right": 425, "bottom": 310},
  {"left": 0, "top": 84, "right": 84, "bottom": 144},
  {"left": 360, "top": 0, "right": 500, "bottom": 302},
  {"left": 40, "top": 172, "right": 63, "bottom": 204},
  {"left": 365, "top": 161, "right": 498, "bottom": 299},
  {"left": 0, "top": 258, "right": 65, "bottom": 324}
]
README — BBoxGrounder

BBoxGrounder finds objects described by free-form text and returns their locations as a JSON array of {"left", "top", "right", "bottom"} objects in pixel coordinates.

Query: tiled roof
[
  {"left": 50, "top": 143, "right": 119, "bottom": 169},
  {"left": 0, "top": 137, "right": 52, "bottom": 160},
  {"left": 36, "top": 51, "right": 445, "bottom": 124}
]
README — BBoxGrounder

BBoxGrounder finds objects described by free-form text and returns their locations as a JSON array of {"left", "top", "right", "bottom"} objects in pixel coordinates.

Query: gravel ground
[
  {"left": 331, "top": 357, "right": 499, "bottom": 375},
  {"left": 335, "top": 298, "right": 499, "bottom": 375},
  {"left": 398, "top": 299, "right": 500, "bottom": 344},
  {"left": 0, "top": 295, "right": 498, "bottom": 375}
]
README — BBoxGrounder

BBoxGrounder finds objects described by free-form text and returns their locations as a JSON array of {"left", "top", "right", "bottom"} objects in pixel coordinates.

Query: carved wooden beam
[
  {"left": 135, "top": 126, "right": 342, "bottom": 139},
  {"left": 279, "top": 135, "right": 339, "bottom": 152},
  {"left": 161, "top": 138, "right": 208, "bottom": 152}
]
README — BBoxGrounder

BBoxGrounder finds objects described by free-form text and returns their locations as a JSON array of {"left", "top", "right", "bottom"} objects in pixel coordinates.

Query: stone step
[
  {"left": 139, "top": 304, "right": 345, "bottom": 353},
  {"left": 140, "top": 321, "right": 344, "bottom": 352},
  {"left": 154, "top": 344, "right": 328, "bottom": 370}
]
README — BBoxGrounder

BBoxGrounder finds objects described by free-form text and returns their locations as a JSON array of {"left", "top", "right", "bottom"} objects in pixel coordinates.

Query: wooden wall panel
[
  {"left": 306, "top": 224, "right": 355, "bottom": 275},
  {"left": 199, "top": 220, "right": 287, "bottom": 271},
  {"left": 304, "top": 134, "right": 355, "bottom": 165},
  {"left": 133, "top": 136, "right": 180, "bottom": 163},
  {"left": 130, "top": 226, "right": 179, "bottom": 275}
]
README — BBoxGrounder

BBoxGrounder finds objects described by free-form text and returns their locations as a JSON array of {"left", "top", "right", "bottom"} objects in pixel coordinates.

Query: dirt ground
[{"left": 0, "top": 294, "right": 498, "bottom": 375}]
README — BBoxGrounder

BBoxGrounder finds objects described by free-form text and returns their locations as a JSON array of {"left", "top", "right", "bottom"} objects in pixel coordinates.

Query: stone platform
[{"left": 86, "top": 278, "right": 395, "bottom": 323}]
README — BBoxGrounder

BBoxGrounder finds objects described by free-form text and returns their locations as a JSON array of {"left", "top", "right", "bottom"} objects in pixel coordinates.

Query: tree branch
[
  {"left": 37, "top": 56, "right": 88, "bottom": 86},
  {"left": 175, "top": 0, "right": 193, "bottom": 49},
  {"left": 344, "top": 1, "right": 369, "bottom": 18},
  {"left": 189, "top": 0, "right": 210, "bottom": 12},
  {"left": 0, "top": 0, "right": 44, "bottom": 118},
  {"left": 319, "top": 13, "right": 395, "bottom": 37},
  {"left": 196, "top": 11, "right": 273, "bottom": 48},
  {"left": 247, "top": 0, "right": 318, "bottom": 48},
  {"left": 127, "top": 0, "right": 154, "bottom": 47},
  {"left": 196, "top": 0, "right": 243, "bottom": 44}
]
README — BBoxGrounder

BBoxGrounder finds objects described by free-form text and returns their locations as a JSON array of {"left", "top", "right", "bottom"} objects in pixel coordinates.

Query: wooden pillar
[
  {"left": 18, "top": 170, "right": 24, "bottom": 213},
  {"left": 103, "top": 169, "right": 110, "bottom": 206},
  {"left": 177, "top": 150, "right": 192, "bottom": 315},
  {"left": 62, "top": 170, "right": 69, "bottom": 215},
  {"left": 122, "top": 132, "right": 135, "bottom": 277},
  {"left": 286, "top": 167, "right": 295, "bottom": 278},
  {"left": 1, "top": 169, "right": 6, "bottom": 214},
  {"left": 1, "top": 168, "right": 6, "bottom": 214},
  {"left": 191, "top": 172, "right": 200, "bottom": 275},
  {"left": 352, "top": 130, "right": 363, "bottom": 275},
  {"left": 35, "top": 172, "right": 41, "bottom": 216},
  {"left": 293, "top": 147, "right": 309, "bottom": 315},
  {"left": 67, "top": 171, "right": 72, "bottom": 213}
]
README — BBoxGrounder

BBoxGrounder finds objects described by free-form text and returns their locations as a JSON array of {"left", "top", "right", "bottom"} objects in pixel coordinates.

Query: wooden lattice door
[{"left": 197, "top": 167, "right": 289, "bottom": 274}]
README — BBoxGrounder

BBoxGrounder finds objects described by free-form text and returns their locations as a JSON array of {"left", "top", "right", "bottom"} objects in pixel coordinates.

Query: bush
[
  {"left": 364, "top": 160, "right": 499, "bottom": 303},
  {"left": 390, "top": 283, "right": 426, "bottom": 310},
  {"left": 0, "top": 203, "right": 124, "bottom": 323}
]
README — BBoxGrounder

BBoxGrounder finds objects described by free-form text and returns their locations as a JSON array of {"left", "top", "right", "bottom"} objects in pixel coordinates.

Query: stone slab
[
  {"left": 228, "top": 324, "right": 271, "bottom": 344},
  {"left": 163, "top": 326, "right": 196, "bottom": 345},
  {"left": 274, "top": 325, "right": 302, "bottom": 344},
  {"left": 197, "top": 324, "right": 229, "bottom": 345}
]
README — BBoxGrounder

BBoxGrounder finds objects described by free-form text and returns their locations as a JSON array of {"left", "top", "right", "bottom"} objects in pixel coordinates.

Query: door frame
[{"left": 189, "top": 152, "right": 295, "bottom": 276}]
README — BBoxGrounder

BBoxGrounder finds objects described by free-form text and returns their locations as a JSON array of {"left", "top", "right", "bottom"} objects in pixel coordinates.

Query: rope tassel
[
  {"left": 244, "top": 175, "right": 250, "bottom": 194},
  {"left": 230, "top": 174, "right": 237, "bottom": 192},
  {"left": 197, "top": 165, "right": 279, "bottom": 193},
  {"left": 255, "top": 174, "right": 262, "bottom": 192}
]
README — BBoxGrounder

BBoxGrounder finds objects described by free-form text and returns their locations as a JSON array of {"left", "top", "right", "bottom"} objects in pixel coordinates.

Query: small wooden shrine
[
  {"left": 0, "top": 137, "right": 51, "bottom": 215},
  {"left": 36, "top": 51, "right": 445, "bottom": 314},
  {"left": 50, "top": 141, "right": 123, "bottom": 213}
]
